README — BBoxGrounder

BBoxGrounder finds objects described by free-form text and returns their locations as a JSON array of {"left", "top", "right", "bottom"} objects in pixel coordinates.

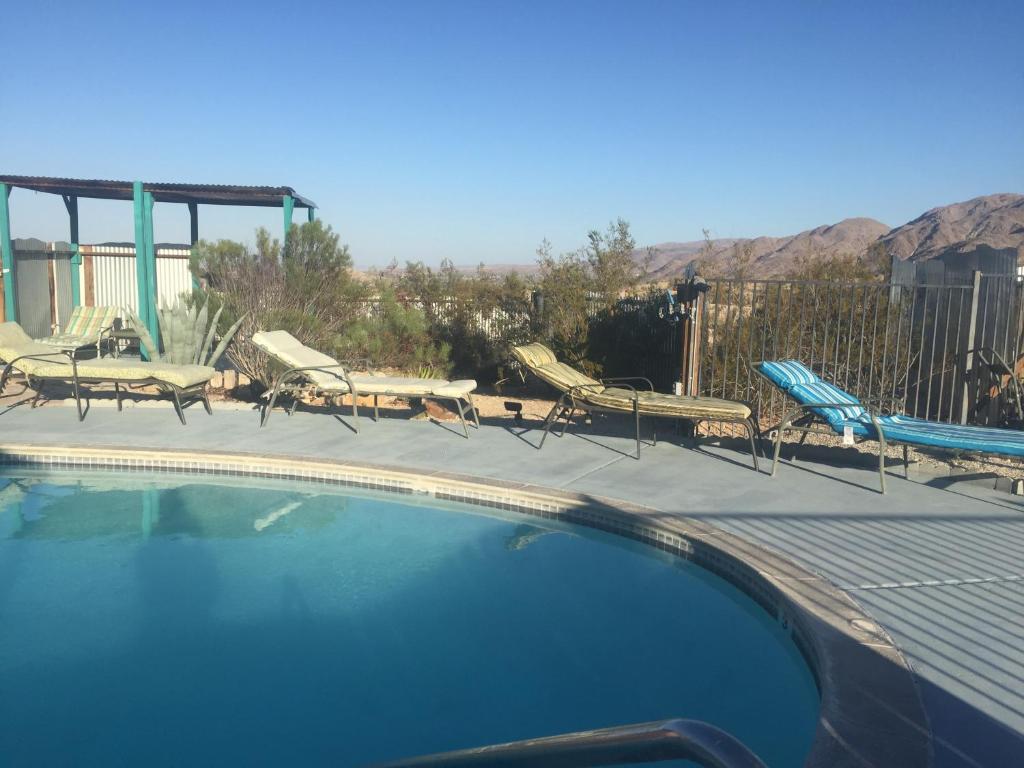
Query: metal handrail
[{"left": 365, "top": 718, "right": 768, "bottom": 768}]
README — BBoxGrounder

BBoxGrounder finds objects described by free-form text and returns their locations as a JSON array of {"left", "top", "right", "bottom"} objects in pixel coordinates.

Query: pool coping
[{"left": 0, "top": 441, "right": 931, "bottom": 768}]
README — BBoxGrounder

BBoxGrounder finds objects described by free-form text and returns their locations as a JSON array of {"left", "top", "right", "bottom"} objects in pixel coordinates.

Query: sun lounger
[
  {"left": 36, "top": 305, "right": 120, "bottom": 356},
  {"left": 512, "top": 342, "right": 759, "bottom": 467},
  {"left": 0, "top": 321, "right": 214, "bottom": 424},
  {"left": 755, "top": 359, "right": 1024, "bottom": 492},
  {"left": 251, "top": 330, "right": 479, "bottom": 437}
]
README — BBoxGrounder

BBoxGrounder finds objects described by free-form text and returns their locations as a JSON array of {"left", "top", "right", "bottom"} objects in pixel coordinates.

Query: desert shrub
[
  {"left": 191, "top": 221, "right": 370, "bottom": 388},
  {"left": 397, "top": 260, "right": 533, "bottom": 381},
  {"left": 335, "top": 287, "right": 451, "bottom": 374},
  {"left": 533, "top": 218, "right": 647, "bottom": 375}
]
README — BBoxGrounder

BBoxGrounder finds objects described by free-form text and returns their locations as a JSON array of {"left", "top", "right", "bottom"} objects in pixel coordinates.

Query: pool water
[{"left": 0, "top": 472, "right": 818, "bottom": 766}]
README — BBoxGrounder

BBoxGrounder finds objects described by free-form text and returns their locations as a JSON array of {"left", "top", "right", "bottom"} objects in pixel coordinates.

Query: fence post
[{"left": 960, "top": 270, "right": 983, "bottom": 424}]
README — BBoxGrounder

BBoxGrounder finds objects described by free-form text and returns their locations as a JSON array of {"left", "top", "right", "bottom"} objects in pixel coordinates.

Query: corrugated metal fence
[
  {"left": 5, "top": 244, "right": 194, "bottom": 331},
  {"left": 85, "top": 245, "right": 193, "bottom": 312}
]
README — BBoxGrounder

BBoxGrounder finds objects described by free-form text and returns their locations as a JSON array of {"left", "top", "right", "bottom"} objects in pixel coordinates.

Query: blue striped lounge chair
[{"left": 755, "top": 359, "right": 1024, "bottom": 493}]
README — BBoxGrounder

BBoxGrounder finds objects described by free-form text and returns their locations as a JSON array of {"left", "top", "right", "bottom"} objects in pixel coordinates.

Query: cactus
[{"left": 128, "top": 298, "right": 245, "bottom": 367}]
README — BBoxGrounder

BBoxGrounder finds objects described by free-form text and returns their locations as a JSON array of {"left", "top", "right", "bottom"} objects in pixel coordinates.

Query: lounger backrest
[
  {"left": 0, "top": 321, "right": 35, "bottom": 352},
  {"left": 0, "top": 322, "right": 72, "bottom": 371},
  {"left": 63, "top": 305, "right": 119, "bottom": 339},
  {"left": 251, "top": 330, "right": 350, "bottom": 391},
  {"left": 512, "top": 342, "right": 604, "bottom": 395},
  {"left": 758, "top": 360, "right": 818, "bottom": 390},
  {"left": 760, "top": 360, "right": 866, "bottom": 425}
]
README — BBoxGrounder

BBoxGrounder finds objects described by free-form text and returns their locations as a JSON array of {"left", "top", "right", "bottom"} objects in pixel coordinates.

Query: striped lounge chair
[
  {"left": 37, "top": 305, "right": 121, "bottom": 356},
  {"left": 251, "top": 330, "right": 479, "bottom": 437},
  {"left": 512, "top": 342, "right": 759, "bottom": 468},
  {"left": 0, "top": 321, "right": 214, "bottom": 424},
  {"left": 755, "top": 359, "right": 1024, "bottom": 493}
]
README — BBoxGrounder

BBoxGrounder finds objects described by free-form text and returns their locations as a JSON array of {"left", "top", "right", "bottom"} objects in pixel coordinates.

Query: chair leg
[
  {"left": 634, "top": 399, "right": 641, "bottom": 459},
  {"left": 287, "top": 397, "right": 299, "bottom": 416},
  {"left": 771, "top": 421, "right": 788, "bottom": 477},
  {"left": 114, "top": 381, "right": 123, "bottom": 412},
  {"left": 468, "top": 394, "right": 480, "bottom": 427},
  {"left": 454, "top": 398, "right": 470, "bottom": 439},
  {"left": 263, "top": 383, "right": 285, "bottom": 428},
  {"left": 557, "top": 407, "right": 576, "bottom": 437},
  {"left": 171, "top": 388, "right": 187, "bottom": 426},
  {"left": 202, "top": 389, "right": 213, "bottom": 416},
  {"left": 351, "top": 393, "right": 360, "bottom": 434},
  {"left": 745, "top": 418, "right": 760, "bottom": 473},
  {"left": 903, "top": 444, "right": 909, "bottom": 479},
  {"left": 877, "top": 430, "right": 887, "bottom": 495},
  {"left": 538, "top": 399, "right": 563, "bottom": 450},
  {"left": 374, "top": 394, "right": 379, "bottom": 422},
  {"left": 72, "top": 375, "right": 85, "bottom": 422}
]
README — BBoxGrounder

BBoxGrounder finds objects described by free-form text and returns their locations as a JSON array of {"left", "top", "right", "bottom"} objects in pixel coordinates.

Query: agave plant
[{"left": 126, "top": 297, "right": 245, "bottom": 367}]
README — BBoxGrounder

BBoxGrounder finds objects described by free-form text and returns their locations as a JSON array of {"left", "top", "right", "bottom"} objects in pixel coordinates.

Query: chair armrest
[
  {"left": 273, "top": 364, "right": 355, "bottom": 393},
  {"left": 338, "top": 357, "right": 374, "bottom": 372},
  {"left": 601, "top": 376, "right": 654, "bottom": 391},
  {"left": 862, "top": 394, "right": 906, "bottom": 415}
]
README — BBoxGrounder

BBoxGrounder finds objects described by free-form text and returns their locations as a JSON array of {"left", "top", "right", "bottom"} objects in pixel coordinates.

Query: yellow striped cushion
[
  {"left": 62, "top": 306, "right": 119, "bottom": 339},
  {"left": 512, "top": 343, "right": 604, "bottom": 394},
  {"left": 589, "top": 389, "right": 751, "bottom": 420}
]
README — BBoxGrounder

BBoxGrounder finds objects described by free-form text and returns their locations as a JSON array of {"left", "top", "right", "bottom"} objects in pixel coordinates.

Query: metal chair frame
[
  {"left": 1, "top": 350, "right": 212, "bottom": 425},
  {"left": 535, "top": 375, "right": 760, "bottom": 470},
  {"left": 261, "top": 363, "right": 480, "bottom": 438}
]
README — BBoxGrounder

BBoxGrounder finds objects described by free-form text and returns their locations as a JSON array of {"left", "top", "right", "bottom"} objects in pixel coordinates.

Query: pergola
[{"left": 0, "top": 175, "right": 317, "bottom": 344}]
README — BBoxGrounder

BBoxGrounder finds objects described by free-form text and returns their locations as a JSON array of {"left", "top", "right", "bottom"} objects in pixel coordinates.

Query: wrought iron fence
[{"left": 696, "top": 274, "right": 1023, "bottom": 428}]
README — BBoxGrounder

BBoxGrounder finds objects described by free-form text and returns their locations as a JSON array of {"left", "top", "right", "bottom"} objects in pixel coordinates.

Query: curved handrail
[{"left": 365, "top": 718, "right": 768, "bottom": 768}]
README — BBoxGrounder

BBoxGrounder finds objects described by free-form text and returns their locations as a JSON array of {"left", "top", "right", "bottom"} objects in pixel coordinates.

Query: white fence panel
[
  {"left": 91, "top": 249, "right": 140, "bottom": 313},
  {"left": 155, "top": 254, "right": 193, "bottom": 307},
  {"left": 86, "top": 246, "right": 192, "bottom": 313}
]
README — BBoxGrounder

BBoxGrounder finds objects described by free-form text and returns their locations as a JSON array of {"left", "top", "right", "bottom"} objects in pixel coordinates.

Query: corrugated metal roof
[{"left": 0, "top": 175, "right": 316, "bottom": 208}]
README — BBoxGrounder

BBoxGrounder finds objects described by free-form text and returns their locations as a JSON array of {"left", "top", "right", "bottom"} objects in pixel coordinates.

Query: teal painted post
[
  {"left": 132, "top": 182, "right": 151, "bottom": 358},
  {"left": 143, "top": 191, "right": 159, "bottom": 346},
  {"left": 282, "top": 195, "right": 294, "bottom": 250},
  {"left": 65, "top": 195, "right": 81, "bottom": 307},
  {"left": 188, "top": 202, "right": 200, "bottom": 291},
  {"left": 0, "top": 184, "right": 15, "bottom": 321},
  {"left": 307, "top": 207, "right": 315, "bottom": 223}
]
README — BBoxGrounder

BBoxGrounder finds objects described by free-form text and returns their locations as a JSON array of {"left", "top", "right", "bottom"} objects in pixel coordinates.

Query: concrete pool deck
[{"left": 1, "top": 400, "right": 1022, "bottom": 767}]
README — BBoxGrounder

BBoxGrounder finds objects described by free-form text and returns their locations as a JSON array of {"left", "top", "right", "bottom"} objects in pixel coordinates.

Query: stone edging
[{"left": 0, "top": 442, "right": 930, "bottom": 768}]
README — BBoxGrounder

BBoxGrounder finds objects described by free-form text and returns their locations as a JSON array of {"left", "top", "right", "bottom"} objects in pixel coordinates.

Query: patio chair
[
  {"left": 511, "top": 342, "right": 759, "bottom": 468},
  {"left": 755, "top": 359, "right": 1024, "bottom": 493},
  {"left": 36, "top": 305, "right": 121, "bottom": 357},
  {"left": 0, "top": 321, "right": 214, "bottom": 425},
  {"left": 251, "top": 330, "right": 479, "bottom": 437}
]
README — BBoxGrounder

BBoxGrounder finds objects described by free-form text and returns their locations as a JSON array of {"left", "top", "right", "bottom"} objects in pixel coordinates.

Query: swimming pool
[{"left": 0, "top": 471, "right": 819, "bottom": 766}]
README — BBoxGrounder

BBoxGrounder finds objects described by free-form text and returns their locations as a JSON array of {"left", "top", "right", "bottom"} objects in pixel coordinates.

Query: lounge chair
[
  {"left": 0, "top": 321, "right": 214, "bottom": 424},
  {"left": 36, "top": 305, "right": 120, "bottom": 357},
  {"left": 511, "top": 342, "right": 759, "bottom": 468},
  {"left": 251, "top": 330, "right": 479, "bottom": 437},
  {"left": 755, "top": 359, "right": 1024, "bottom": 493}
]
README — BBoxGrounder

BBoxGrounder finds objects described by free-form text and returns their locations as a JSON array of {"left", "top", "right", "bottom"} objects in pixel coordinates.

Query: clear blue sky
[{"left": 3, "top": 0, "right": 1022, "bottom": 267}]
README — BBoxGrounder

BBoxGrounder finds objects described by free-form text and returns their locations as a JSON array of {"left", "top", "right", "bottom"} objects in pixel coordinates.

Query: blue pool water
[{"left": 0, "top": 472, "right": 818, "bottom": 766}]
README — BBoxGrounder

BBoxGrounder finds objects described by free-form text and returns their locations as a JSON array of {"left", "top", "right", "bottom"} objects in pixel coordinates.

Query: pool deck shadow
[{"left": 1, "top": 403, "right": 1023, "bottom": 767}]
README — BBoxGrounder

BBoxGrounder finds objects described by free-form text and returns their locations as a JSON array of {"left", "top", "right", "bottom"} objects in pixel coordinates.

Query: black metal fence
[{"left": 696, "top": 274, "right": 1023, "bottom": 427}]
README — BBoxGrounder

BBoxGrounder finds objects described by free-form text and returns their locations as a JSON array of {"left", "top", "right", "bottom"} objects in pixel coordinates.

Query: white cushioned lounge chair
[
  {"left": 251, "top": 330, "right": 479, "bottom": 437},
  {"left": 0, "top": 321, "right": 214, "bottom": 424}
]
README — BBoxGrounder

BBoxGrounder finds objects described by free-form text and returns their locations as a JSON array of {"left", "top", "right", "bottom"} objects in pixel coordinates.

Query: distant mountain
[
  {"left": 876, "top": 193, "right": 1024, "bottom": 263},
  {"left": 639, "top": 194, "right": 1024, "bottom": 280},
  {"left": 640, "top": 218, "right": 891, "bottom": 279}
]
